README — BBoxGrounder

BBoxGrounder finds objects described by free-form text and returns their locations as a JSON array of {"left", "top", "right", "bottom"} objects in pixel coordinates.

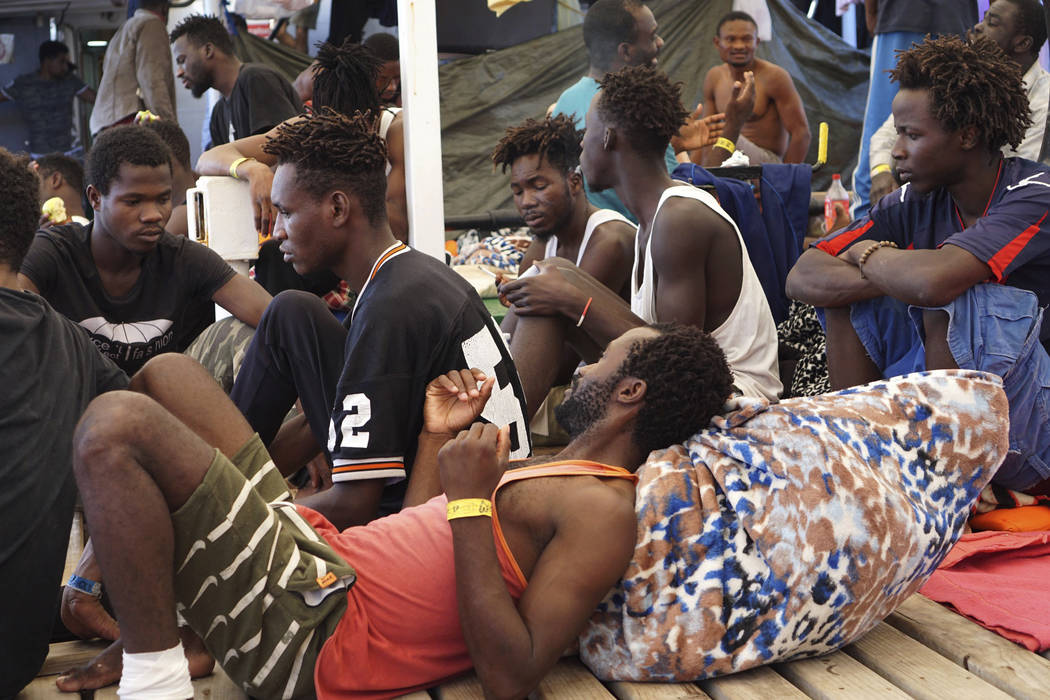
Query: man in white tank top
[
  {"left": 491, "top": 116, "right": 636, "bottom": 416},
  {"left": 500, "top": 66, "right": 782, "bottom": 407}
]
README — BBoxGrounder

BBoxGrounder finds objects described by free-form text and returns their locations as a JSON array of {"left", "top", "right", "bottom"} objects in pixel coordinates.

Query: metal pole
[{"left": 397, "top": 0, "right": 446, "bottom": 260}]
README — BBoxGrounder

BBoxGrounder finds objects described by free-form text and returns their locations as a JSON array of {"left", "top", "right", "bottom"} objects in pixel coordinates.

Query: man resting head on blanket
[{"left": 61, "top": 323, "right": 731, "bottom": 697}]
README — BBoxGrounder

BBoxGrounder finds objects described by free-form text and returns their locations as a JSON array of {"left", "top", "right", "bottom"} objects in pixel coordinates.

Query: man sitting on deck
[
  {"left": 0, "top": 147, "right": 128, "bottom": 698},
  {"left": 17, "top": 125, "right": 271, "bottom": 376},
  {"left": 65, "top": 323, "right": 732, "bottom": 697},
  {"left": 492, "top": 114, "right": 634, "bottom": 420},
  {"left": 501, "top": 66, "right": 781, "bottom": 414},
  {"left": 786, "top": 35, "right": 1050, "bottom": 496},
  {"left": 228, "top": 110, "right": 530, "bottom": 531}
]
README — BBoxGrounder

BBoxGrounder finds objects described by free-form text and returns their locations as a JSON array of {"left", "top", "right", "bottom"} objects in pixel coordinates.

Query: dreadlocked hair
[
  {"left": 264, "top": 108, "right": 388, "bottom": 225},
  {"left": 890, "top": 35, "right": 1030, "bottom": 153},
  {"left": 491, "top": 114, "right": 582, "bottom": 174},
  {"left": 620, "top": 323, "right": 733, "bottom": 456},
  {"left": 598, "top": 65, "right": 688, "bottom": 156},
  {"left": 312, "top": 38, "right": 381, "bottom": 116}
]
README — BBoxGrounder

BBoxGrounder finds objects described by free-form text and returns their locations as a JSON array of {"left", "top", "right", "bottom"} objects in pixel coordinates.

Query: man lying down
[{"left": 65, "top": 323, "right": 733, "bottom": 698}]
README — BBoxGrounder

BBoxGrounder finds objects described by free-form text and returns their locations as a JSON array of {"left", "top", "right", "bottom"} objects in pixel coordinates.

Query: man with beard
[
  {"left": 696, "top": 11, "right": 810, "bottom": 166},
  {"left": 17, "top": 125, "right": 271, "bottom": 375},
  {"left": 61, "top": 322, "right": 731, "bottom": 696},
  {"left": 491, "top": 114, "right": 634, "bottom": 416},
  {"left": 169, "top": 14, "right": 301, "bottom": 146}
]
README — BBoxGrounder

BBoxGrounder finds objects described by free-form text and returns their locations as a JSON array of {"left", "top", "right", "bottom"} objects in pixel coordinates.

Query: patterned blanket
[{"left": 580, "top": 370, "right": 1009, "bottom": 681}]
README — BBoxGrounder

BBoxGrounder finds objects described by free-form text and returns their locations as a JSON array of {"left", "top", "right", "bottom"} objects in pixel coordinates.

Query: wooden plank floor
[{"left": 25, "top": 595, "right": 1050, "bottom": 699}]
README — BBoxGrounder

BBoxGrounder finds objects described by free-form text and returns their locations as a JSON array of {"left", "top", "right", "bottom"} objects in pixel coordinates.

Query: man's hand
[
  {"left": 725, "top": 71, "right": 756, "bottom": 129},
  {"left": 870, "top": 170, "right": 899, "bottom": 209},
  {"left": 438, "top": 423, "right": 511, "bottom": 501},
  {"left": 424, "top": 369, "right": 495, "bottom": 437},
  {"left": 60, "top": 545, "right": 120, "bottom": 642},
  {"left": 244, "top": 160, "right": 277, "bottom": 236},
  {"left": 499, "top": 260, "right": 586, "bottom": 318},
  {"left": 671, "top": 104, "right": 727, "bottom": 154}
]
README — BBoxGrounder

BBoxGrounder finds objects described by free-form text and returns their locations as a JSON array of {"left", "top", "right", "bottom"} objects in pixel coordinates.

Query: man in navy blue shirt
[{"left": 787, "top": 35, "right": 1050, "bottom": 496}]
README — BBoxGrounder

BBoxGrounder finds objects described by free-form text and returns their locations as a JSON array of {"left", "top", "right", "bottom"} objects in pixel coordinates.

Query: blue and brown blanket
[{"left": 580, "top": 369, "right": 1009, "bottom": 681}]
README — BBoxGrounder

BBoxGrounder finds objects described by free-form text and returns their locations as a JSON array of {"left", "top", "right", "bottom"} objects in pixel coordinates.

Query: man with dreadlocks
[
  {"left": 491, "top": 114, "right": 634, "bottom": 418},
  {"left": 501, "top": 66, "right": 782, "bottom": 410},
  {"left": 197, "top": 38, "right": 408, "bottom": 242},
  {"left": 787, "top": 35, "right": 1050, "bottom": 496}
]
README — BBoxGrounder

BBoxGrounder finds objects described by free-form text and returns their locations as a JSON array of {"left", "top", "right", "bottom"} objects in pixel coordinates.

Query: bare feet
[{"left": 55, "top": 628, "right": 215, "bottom": 692}]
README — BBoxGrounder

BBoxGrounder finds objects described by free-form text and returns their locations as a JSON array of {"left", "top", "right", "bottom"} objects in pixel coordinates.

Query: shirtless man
[
  {"left": 500, "top": 66, "right": 782, "bottom": 408},
  {"left": 61, "top": 322, "right": 731, "bottom": 696},
  {"left": 491, "top": 114, "right": 635, "bottom": 414},
  {"left": 696, "top": 11, "right": 811, "bottom": 166}
]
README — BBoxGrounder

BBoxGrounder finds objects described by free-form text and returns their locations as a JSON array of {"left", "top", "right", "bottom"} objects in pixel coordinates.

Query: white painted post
[{"left": 396, "top": 0, "right": 446, "bottom": 260}]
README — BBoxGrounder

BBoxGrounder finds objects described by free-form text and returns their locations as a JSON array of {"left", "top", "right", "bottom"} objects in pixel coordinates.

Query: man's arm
[
  {"left": 576, "top": 220, "right": 635, "bottom": 298},
  {"left": 438, "top": 424, "right": 635, "bottom": 699},
  {"left": 865, "top": 0, "right": 878, "bottom": 34},
  {"left": 769, "top": 68, "right": 811, "bottom": 164},
  {"left": 211, "top": 273, "right": 272, "bottom": 328},
  {"left": 700, "top": 72, "right": 755, "bottom": 167},
  {"left": 136, "top": 20, "right": 176, "bottom": 121},
  {"left": 648, "top": 200, "right": 721, "bottom": 328},
  {"left": 785, "top": 246, "right": 884, "bottom": 307},
  {"left": 196, "top": 125, "right": 294, "bottom": 234},
  {"left": 77, "top": 86, "right": 97, "bottom": 104},
  {"left": 840, "top": 243, "right": 992, "bottom": 308},
  {"left": 384, "top": 115, "right": 409, "bottom": 243}
]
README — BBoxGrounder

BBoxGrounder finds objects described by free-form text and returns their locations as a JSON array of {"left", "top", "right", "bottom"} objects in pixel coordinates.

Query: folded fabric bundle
[
  {"left": 921, "top": 531, "right": 1050, "bottom": 651},
  {"left": 581, "top": 370, "right": 1009, "bottom": 681}
]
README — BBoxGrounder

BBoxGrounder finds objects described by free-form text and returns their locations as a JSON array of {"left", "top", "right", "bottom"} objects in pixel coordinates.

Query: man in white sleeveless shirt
[
  {"left": 501, "top": 66, "right": 781, "bottom": 406},
  {"left": 492, "top": 115, "right": 635, "bottom": 418}
]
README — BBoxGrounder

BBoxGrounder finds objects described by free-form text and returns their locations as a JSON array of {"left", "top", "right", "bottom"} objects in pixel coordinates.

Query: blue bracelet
[{"left": 67, "top": 574, "right": 102, "bottom": 598}]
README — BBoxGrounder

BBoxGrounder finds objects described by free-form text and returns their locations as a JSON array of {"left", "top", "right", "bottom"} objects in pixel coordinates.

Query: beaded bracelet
[{"left": 858, "top": 240, "right": 898, "bottom": 277}]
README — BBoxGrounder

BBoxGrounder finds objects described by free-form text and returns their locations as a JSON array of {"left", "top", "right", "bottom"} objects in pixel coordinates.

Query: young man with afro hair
[
  {"left": 0, "top": 146, "right": 128, "bottom": 696},
  {"left": 61, "top": 319, "right": 732, "bottom": 697},
  {"left": 491, "top": 114, "right": 634, "bottom": 418},
  {"left": 787, "top": 35, "right": 1050, "bottom": 497},
  {"left": 17, "top": 125, "right": 271, "bottom": 376},
  {"left": 501, "top": 66, "right": 782, "bottom": 414}
]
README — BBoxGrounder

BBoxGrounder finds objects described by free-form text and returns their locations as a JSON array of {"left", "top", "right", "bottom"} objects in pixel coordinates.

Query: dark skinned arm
[
  {"left": 211, "top": 273, "right": 273, "bottom": 328},
  {"left": 785, "top": 246, "right": 884, "bottom": 308},
  {"left": 690, "top": 69, "right": 721, "bottom": 164},
  {"left": 500, "top": 241, "right": 546, "bottom": 337},
  {"left": 576, "top": 220, "right": 635, "bottom": 299},
  {"left": 769, "top": 67, "right": 811, "bottom": 164},
  {"left": 648, "top": 200, "right": 720, "bottom": 329},
  {"left": 865, "top": 0, "right": 878, "bottom": 34},
  {"left": 842, "top": 242, "right": 992, "bottom": 308},
  {"left": 701, "top": 72, "right": 755, "bottom": 167},
  {"left": 438, "top": 424, "right": 635, "bottom": 699},
  {"left": 384, "top": 116, "right": 409, "bottom": 243}
]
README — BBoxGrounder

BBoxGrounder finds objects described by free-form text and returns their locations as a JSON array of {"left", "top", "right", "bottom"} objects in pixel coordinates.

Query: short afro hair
[
  {"left": 583, "top": 0, "right": 643, "bottom": 72},
  {"left": 141, "top": 119, "right": 192, "bottom": 171},
  {"left": 86, "top": 125, "right": 173, "bottom": 195},
  {"left": 491, "top": 114, "right": 583, "bottom": 174},
  {"left": 891, "top": 35, "right": 1030, "bottom": 153},
  {"left": 313, "top": 38, "right": 381, "bottom": 116},
  {"left": 716, "top": 10, "right": 758, "bottom": 35},
  {"left": 264, "top": 109, "right": 388, "bottom": 225},
  {"left": 39, "top": 40, "right": 69, "bottom": 64},
  {"left": 598, "top": 65, "right": 688, "bottom": 156},
  {"left": 363, "top": 32, "right": 399, "bottom": 61},
  {"left": 35, "top": 153, "right": 84, "bottom": 195},
  {"left": 0, "top": 148, "right": 41, "bottom": 270},
  {"left": 169, "top": 14, "right": 234, "bottom": 55},
  {"left": 620, "top": 323, "right": 732, "bottom": 455},
  {"left": 1002, "top": 0, "right": 1047, "bottom": 55}
]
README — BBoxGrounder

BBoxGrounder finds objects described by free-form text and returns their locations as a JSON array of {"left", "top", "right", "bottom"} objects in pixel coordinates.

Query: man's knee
[
  {"left": 267, "top": 290, "right": 329, "bottom": 323},
  {"left": 130, "top": 352, "right": 205, "bottom": 393},
  {"left": 73, "top": 391, "right": 154, "bottom": 481}
]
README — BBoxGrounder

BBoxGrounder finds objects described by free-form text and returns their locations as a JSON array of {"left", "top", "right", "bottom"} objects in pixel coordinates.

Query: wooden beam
[
  {"left": 773, "top": 650, "right": 910, "bottom": 699},
  {"left": 886, "top": 594, "right": 1050, "bottom": 700},
  {"left": 844, "top": 622, "right": 1013, "bottom": 700},
  {"left": 606, "top": 679, "right": 713, "bottom": 699},
  {"left": 698, "top": 666, "right": 808, "bottom": 700}
]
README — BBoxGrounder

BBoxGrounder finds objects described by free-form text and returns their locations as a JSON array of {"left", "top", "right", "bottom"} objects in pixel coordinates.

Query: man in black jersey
[{"left": 230, "top": 110, "right": 531, "bottom": 530}]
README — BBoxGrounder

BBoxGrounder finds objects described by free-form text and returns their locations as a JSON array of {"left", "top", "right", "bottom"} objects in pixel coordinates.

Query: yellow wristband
[
  {"left": 447, "top": 498, "right": 493, "bottom": 520},
  {"left": 229, "top": 156, "right": 255, "bottom": 180},
  {"left": 715, "top": 137, "right": 736, "bottom": 153},
  {"left": 871, "top": 163, "right": 892, "bottom": 176}
]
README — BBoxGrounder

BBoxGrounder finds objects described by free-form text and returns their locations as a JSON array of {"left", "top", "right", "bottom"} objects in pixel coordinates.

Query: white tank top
[
  {"left": 543, "top": 209, "right": 631, "bottom": 264},
  {"left": 379, "top": 107, "right": 401, "bottom": 176},
  {"left": 630, "top": 185, "right": 782, "bottom": 400}
]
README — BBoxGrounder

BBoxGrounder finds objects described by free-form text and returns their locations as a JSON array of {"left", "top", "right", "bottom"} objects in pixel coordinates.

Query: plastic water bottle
[{"left": 824, "top": 173, "right": 850, "bottom": 233}]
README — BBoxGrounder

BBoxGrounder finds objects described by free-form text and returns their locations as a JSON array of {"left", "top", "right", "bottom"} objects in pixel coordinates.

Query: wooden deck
[{"left": 21, "top": 594, "right": 1050, "bottom": 699}]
